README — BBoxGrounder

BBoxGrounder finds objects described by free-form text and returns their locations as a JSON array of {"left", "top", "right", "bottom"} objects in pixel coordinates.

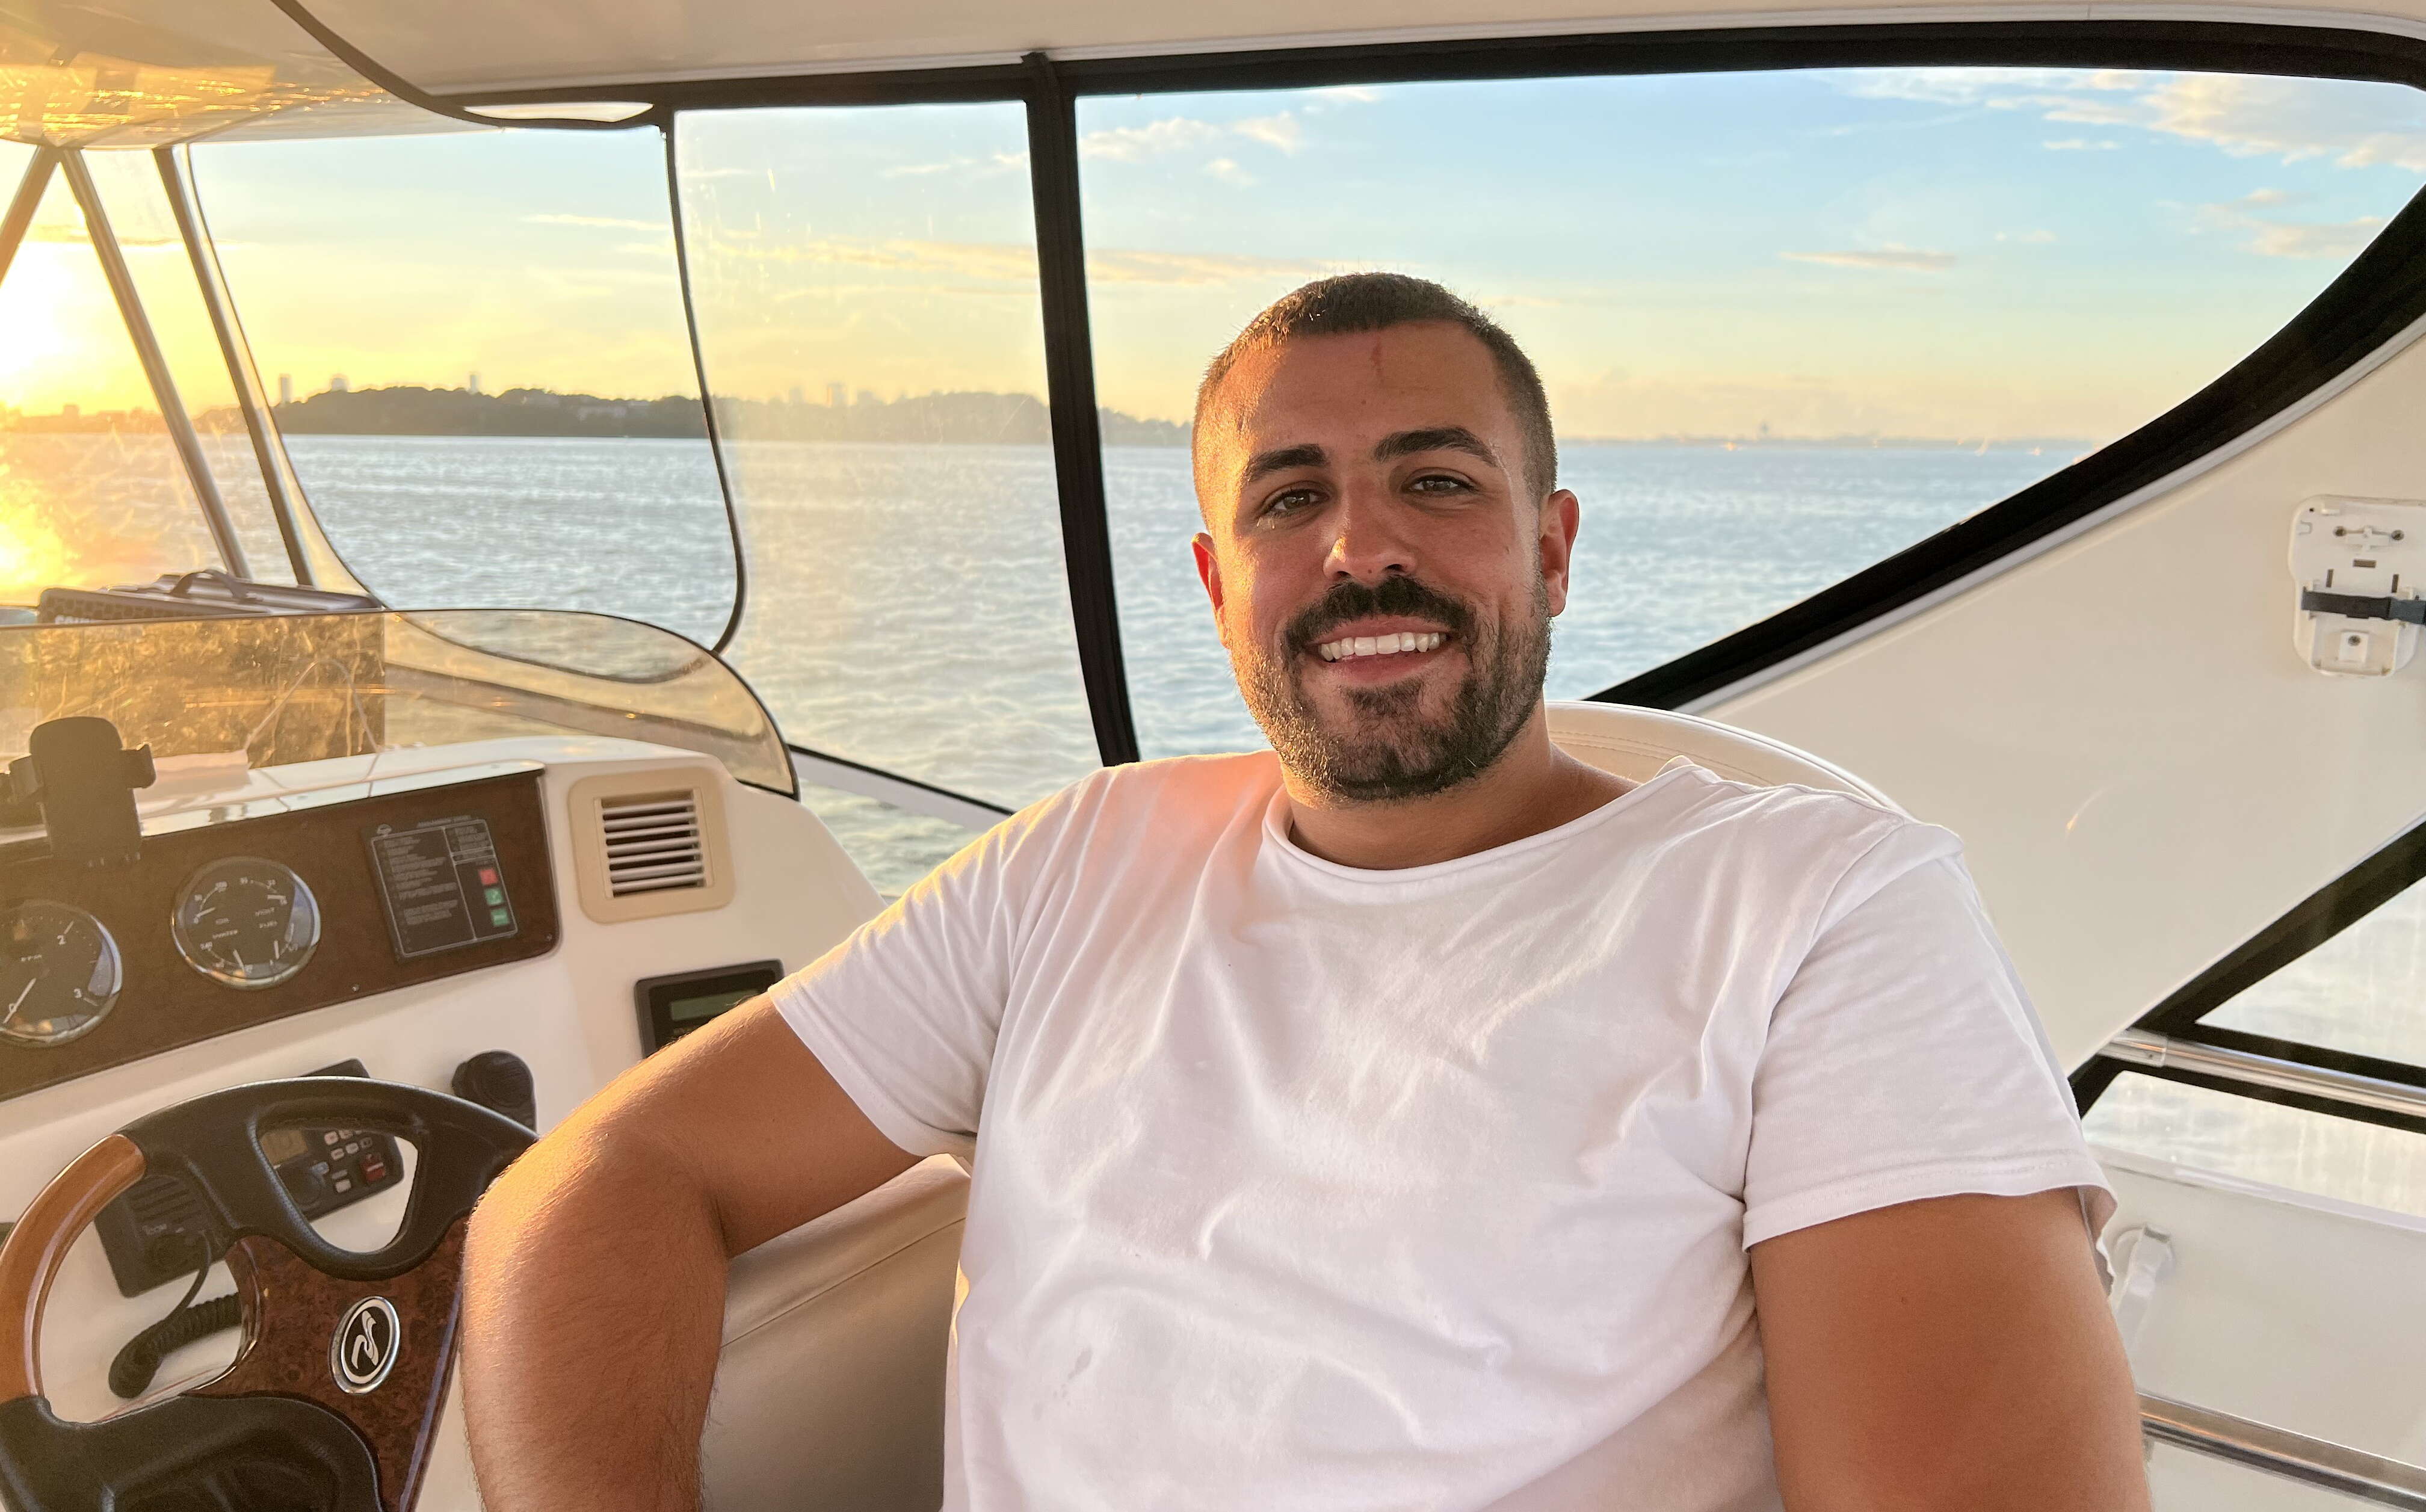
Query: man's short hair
[{"left": 1194, "top": 272, "right": 1558, "bottom": 502}]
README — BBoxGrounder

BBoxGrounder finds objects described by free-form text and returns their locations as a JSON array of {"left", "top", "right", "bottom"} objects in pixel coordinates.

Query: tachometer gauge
[
  {"left": 0, "top": 901, "right": 123, "bottom": 1048},
  {"left": 171, "top": 857, "right": 321, "bottom": 990}
]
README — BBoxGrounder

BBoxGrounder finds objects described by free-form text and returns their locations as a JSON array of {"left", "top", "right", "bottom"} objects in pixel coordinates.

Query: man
[{"left": 463, "top": 274, "right": 2149, "bottom": 1511}]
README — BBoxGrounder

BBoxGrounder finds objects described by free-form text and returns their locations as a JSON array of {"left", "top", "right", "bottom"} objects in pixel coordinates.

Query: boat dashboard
[{"left": 0, "top": 612, "right": 890, "bottom": 1507}]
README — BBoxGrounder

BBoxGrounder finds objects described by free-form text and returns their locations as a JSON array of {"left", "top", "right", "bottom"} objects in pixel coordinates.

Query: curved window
[
  {"left": 192, "top": 128, "right": 735, "bottom": 645},
  {"left": 1079, "top": 67, "right": 2426, "bottom": 758},
  {"left": 674, "top": 104, "right": 1098, "bottom": 811}
]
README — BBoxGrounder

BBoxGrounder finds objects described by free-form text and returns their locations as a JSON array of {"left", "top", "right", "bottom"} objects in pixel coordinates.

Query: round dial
[
  {"left": 0, "top": 901, "right": 123, "bottom": 1048},
  {"left": 172, "top": 857, "right": 321, "bottom": 990}
]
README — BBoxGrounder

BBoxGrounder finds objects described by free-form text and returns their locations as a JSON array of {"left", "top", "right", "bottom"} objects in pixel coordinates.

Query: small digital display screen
[
  {"left": 260, "top": 1128, "right": 307, "bottom": 1165},
  {"left": 637, "top": 960, "right": 783, "bottom": 1054},
  {"left": 363, "top": 813, "right": 518, "bottom": 959},
  {"left": 668, "top": 987, "right": 756, "bottom": 1025}
]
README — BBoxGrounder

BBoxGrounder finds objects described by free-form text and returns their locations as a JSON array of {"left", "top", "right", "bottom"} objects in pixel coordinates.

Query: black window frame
[{"left": 415, "top": 20, "right": 2426, "bottom": 772}]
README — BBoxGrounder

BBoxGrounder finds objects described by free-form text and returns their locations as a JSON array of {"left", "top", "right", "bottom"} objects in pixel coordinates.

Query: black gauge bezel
[
  {"left": 170, "top": 856, "right": 323, "bottom": 992},
  {"left": 0, "top": 899, "right": 124, "bottom": 1048}
]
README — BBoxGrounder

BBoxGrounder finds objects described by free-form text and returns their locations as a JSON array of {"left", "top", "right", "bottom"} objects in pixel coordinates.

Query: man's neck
[{"left": 1280, "top": 706, "right": 1635, "bottom": 870}]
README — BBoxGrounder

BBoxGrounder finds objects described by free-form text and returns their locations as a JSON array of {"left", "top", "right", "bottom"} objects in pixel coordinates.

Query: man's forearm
[{"left": 461, "top": 1106, "right": 730, "bottom": 1512}]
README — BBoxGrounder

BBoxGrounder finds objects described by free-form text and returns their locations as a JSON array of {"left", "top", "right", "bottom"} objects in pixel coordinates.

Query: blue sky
[{"left": 7, "top": 65, "right": 2422, "bottom": 442}]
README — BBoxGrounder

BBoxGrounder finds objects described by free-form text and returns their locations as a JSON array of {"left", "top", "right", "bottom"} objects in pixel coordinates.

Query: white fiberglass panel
[{"left": 1078, "top": 68, "right": 2426, "bottom": 758}]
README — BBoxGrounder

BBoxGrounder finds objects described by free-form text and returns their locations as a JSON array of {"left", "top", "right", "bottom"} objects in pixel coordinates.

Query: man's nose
[{"left": 1324, "top": 489, "right": 1417, "bottom": 584}]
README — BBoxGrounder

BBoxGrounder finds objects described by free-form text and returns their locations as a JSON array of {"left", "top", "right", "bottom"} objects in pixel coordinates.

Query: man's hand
[
  {"left": 1752, "top": 1190, "right": 2149, "bottom": 1511},
  {"left": 459, "top": 998, "right": 917, "bottom": 1512}
]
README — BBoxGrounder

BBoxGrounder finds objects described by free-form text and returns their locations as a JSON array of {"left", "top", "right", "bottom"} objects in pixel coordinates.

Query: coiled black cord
[{"left": 110, "top": 1237, "right": 239, "bottom": 1399}]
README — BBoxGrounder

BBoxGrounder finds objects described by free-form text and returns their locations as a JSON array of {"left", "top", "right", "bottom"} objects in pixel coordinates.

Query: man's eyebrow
[
  {"left": 1374, "top": 426, "right": 1500, "bottom": 469},
  {"left": 1242, "top": 442, "right": 1328, "bottom": 484}
]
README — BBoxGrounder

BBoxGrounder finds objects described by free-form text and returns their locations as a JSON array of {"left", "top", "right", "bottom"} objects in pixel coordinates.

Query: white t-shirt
[{"left": 773, "top": 753, "right": 2110, "bottom": 1512}]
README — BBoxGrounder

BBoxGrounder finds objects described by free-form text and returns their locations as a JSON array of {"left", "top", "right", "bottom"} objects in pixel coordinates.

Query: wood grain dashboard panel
[{"left": 0, "top": 770, "right": 558, "bottom": 1103}]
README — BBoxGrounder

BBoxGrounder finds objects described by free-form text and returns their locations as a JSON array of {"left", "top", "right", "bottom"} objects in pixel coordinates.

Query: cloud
[
  {"left": 1203, "top": 158, "right": 1256, "bottom": 187},
  {"left": 2247, "top": 218, "right": 2389, "bottom": 258},
  {"left": 880, "top": 150, "right": 1028, "bottom": 179},
  {"left": 523, "top": 213, "right": 664, "bottom": 232},
  {"left": 1233, "top": 114, "right": 1304, "bottom": 153},
  {"left": 1079, "top": 110, "right": 1306, "bottom": 162},
  {"left": 700, "top": 233, "right": 1331, "bottom": 287},
  {"left": 1780, "top": 247, "right": 1957, "bottom": 272},
  {"left": 1841, "top": 67, "right": 2127, "bottom": 106},
  {"left": 1087, "top": 248, "right": 1336, "bottom": 285},
  {"left": 2196, "top": 193, "right": 2390, "bottom": 258},
  {"left": 1839, "top": 67, "right": 2426, "bottom": 172},
  {"left": 2144, "top": 73, "right": 2426, "bottom": 170},
  {"left": 1995, "top": 229, "right": 2058, "bottom": 244},
  {"left": 1079, "top": 117, "right": 1227, "bottom": 162}
]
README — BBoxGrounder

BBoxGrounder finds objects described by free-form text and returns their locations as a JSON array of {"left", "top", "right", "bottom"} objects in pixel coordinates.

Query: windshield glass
[{"left": 0, "top": 609, "right": 793, "bottom": 803}]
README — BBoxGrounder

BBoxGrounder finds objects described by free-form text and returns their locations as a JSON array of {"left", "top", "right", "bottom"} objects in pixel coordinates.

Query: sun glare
[
  {"left": 0, "top": 492, "right": 76, "bottom": 599},
  {"left": 0, "top": 245, "right": 153, "bottom": 415}
]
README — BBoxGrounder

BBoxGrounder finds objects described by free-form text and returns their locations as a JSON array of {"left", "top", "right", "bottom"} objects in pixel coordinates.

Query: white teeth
[{"left": 1313, "top": 631, "right": 1448, "bottom": 661}]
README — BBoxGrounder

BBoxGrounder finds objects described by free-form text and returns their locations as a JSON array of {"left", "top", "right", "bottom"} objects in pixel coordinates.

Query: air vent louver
[{"left": 600, "top": 792, "right": 708, "bottom": 897}]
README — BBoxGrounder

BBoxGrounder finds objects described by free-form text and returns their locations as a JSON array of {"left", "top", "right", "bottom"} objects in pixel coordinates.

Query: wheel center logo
[{"left": 331, "top": 1296, "right": 401, "bottom": 1394}]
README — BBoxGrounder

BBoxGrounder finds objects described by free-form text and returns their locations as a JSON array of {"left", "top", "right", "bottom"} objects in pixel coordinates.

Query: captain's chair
[{"left": 697, "top": 703, "right": 1899, "bottom": 1511}]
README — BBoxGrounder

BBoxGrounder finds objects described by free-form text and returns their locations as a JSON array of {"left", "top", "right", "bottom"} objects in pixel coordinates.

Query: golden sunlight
[{"left": 0, "top": 244, "right": 155, "bottom": 415}]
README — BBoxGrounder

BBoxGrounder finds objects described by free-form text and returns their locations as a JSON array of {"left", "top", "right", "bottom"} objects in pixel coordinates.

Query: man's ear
[
  {"left": 1192, "top": 532, "right": 1230, "bottom": 643},
  {"left": 1538, "top": 490, "right": 1581, "bottom": 619}
]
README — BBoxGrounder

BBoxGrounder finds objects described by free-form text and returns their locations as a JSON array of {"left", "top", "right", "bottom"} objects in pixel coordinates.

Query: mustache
[{"left": 1285, "top": 575, "right": 1477, "bottom": 652}]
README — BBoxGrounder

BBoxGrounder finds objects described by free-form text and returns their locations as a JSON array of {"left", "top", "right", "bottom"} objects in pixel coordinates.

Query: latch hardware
[{"left": 2291, "top": 498, "right": 2426, "bottom": 676}]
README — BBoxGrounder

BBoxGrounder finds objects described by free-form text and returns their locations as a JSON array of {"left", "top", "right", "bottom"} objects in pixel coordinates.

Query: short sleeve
[
  {"left": 770, "top": 816, "right": 1032, "bottom": 1161},
  {"left": 1739, "top": 824, "right": 2112, "bottom": 1248}
]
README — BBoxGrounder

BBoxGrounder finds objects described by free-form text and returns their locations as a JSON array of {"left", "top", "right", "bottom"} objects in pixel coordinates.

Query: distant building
[
  {"left": 329, "top": 375, "right": 350, "bottom": 394},
  {"left": 856, "top": 389, "right": 878, "bottom": 408},
  {"left": 469, "top": 373, "right": 482, "bottom": 395},
  {"left": 60, "top": 404, "right": 78, "bottom": 419},
  {"left": 788, "top": 385, "right": 804, "bottom": 406},
  {"left": 277, "top": 374, "right": 292, "bottom": 406},
  {"left": 826, "top": 382, "right": 845, "bottom": 407}
]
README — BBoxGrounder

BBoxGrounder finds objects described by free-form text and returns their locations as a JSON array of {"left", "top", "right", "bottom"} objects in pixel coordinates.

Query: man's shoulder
[{"left": 1004, "top": 750, "right": 1282, "bottom": 844}]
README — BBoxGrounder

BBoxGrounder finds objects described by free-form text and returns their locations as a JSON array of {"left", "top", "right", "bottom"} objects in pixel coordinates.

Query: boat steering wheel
[{"left": 0, "top": 1078, "right": 531, "bottom": 1512}]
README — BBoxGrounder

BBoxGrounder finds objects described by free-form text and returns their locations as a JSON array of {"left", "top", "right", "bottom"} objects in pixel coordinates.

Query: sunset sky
[{"left": 4, "top": 64, "right": 2423, "bottom": 441}]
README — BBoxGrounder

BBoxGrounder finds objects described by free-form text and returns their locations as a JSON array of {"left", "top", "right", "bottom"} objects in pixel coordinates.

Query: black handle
[{"left": 119, "top": 1077, "right": 531, "bottom": 1282}]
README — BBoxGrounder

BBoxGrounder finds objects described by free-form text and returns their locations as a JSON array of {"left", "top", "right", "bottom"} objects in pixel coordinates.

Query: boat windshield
[{"left": 0, "top": 609, "right": 795, "bottom": 809}]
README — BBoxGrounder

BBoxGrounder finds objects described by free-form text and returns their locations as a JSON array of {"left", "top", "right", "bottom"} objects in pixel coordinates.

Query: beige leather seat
[
  {"left": 1542, "top": 700, "right": 1901, "bottom": 810},
  {"left": 699, "top": 702, "right": 1895, "bottom": 1510}
]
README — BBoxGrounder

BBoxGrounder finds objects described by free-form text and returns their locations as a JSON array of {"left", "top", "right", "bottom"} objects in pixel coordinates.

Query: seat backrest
[
  {"left": 701, "top": 1156, "right": 969, "bottom": 1512},
  {"left": 1545, "top": 700, "right": 1902, "bottom": 812}
]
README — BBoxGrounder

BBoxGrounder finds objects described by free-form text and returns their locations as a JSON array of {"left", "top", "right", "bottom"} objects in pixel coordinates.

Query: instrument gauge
[
  {"left": 0, "top": 901, "right": 123, "bottom": 1048},
  {"left": 172, "top": 857, "right": 321, "bottom": 990}
]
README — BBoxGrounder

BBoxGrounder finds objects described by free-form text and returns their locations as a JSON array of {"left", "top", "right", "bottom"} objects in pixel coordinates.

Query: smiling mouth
[{"left": 1312, "top": 631, "right": 1449, "bottom": 663}]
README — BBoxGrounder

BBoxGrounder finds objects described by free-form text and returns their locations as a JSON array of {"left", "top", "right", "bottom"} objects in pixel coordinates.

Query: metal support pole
[
  {"left": 0, "top": 147, "right": 59, "bottom": 289},
  {"left": 156, "top": 147, "right": 312, "bottom": 585},
  {"left": 59, "top": 149, "right": 252, "bottom": 581},
  {"left": 2143, "top": 1392, "right": 2426, "bottom": 1508},
  {"left": 2103, "top": 1027, "right": 2426, "bottom": 1123}
]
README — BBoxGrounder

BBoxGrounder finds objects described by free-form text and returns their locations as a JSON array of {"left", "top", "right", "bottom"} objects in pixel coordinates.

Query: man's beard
[{"left": 1231, "top": 572, "right": 1551, "bottom": 804}]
